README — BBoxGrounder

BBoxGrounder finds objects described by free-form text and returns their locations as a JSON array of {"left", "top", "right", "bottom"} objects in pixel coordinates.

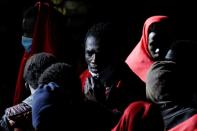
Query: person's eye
[{"left": 86, "top": 51, "right": 93, "bottom": 56}]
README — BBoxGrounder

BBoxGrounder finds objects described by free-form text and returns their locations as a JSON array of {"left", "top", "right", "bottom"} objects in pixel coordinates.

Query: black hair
[
  {"left": 84, "top": 22, "right": 127, "bottom": 60},
  {"left": 166, "top": 40, "right": 197, "bottom": 62},
  {"left": 85, "top": 22, "right": 116, "bottom": 47},
  {"left": 22, "top": 6, "right": 37, "bottom": 36},
  {"left": 38, "top": 62, "right": 82, "bottom": 103},
  {"left": 86, "top": 22, "right": 112, "bottom": 39},
  {"left": 23, "top": 52, "right": 57, "bottom": 89}
]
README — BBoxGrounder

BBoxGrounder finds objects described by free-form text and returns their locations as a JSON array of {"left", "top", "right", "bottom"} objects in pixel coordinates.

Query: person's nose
[{"left": 91, "top": 54, "right": 96, "bottom": 63}]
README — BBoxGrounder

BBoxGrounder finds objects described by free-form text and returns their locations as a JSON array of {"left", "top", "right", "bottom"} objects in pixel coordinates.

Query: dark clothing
[
  {"left": 32, "top": 82, "right": 114, "bottom": 131},
  {"left": 80, "top": 100, "right": 115, "bottom": 131},
  {"left": 0, "top": 98, "right": 32, "bottom": 131},
  {"left": 0, "top": 115, "right": 10, "bottom": 131},
  {"left": 80, "top": 62, "right": 146, "bottom": 127},
  {"left": 146, "top": 61, "right": 197, "bottom": 130},
  {"left": 160, "top": 103, "right": 197, "bottom": 130}
]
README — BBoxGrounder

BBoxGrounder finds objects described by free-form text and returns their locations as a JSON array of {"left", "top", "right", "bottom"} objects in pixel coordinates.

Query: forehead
[
  {"left": 85, "top": 35, "right": 114, "bottom": 52},
  {"left": 149, "top": 21, "right": 170, "bottom": 33},
  {"left": 85, "top": 36, "right": 100, "bottom": 50}
]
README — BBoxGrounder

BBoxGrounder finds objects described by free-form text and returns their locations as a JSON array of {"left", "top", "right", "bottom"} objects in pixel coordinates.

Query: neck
[{"left": 29, "top": 85, "right": 36, "bottom": 94}]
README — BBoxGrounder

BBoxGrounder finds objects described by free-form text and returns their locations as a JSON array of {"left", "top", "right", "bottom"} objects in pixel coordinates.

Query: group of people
[{"left": 0, "top": 0, "right": 197, "bottom": 131}]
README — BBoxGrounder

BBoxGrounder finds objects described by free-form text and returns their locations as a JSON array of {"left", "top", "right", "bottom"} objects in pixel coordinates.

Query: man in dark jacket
[{"left": 80, "top": 22, "right": 146, "bottom": 128}]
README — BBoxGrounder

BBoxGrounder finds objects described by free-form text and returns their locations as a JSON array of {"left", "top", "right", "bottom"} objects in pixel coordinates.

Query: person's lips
[{"left": 90, "top": 63, "right": 98, "bottom": 68}]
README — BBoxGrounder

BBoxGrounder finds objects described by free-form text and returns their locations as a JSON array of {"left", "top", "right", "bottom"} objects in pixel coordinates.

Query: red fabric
[
  {"left": 112, "top": 101, "right": 164, "bottom": 131},
  {"left": 169, "top": 114, "right": 197, "bottom": 131},
  {"left": 125, "top": 16, "right": 168, "bottom": 82},
  {"left": 13, "top": 53, "right": 30, "bottom": 105},
  {"left": 79, "top": 69, "right": 122, "bottom": 93},
  {"left": 80, "top": 69, "right": 91, "bottom": 93},
  {"left": 13, "top": 1, "right": 61, "bottom": 105},
  {"left": 32, "top": 1, "right": 54, "bottom": 54}
]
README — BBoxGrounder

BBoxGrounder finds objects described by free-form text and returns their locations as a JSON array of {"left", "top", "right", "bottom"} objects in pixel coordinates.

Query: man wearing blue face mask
[
  {"left": 14, "top": 2, "right": 69, "bottom": 105},
  {"left": 21, "top": 6, "right": 37, "bottom": 53},
  {"left": 21, "top": 36, "right": 32, "bottom": 53},
  {"left": 13, "top": 6, "right": 37, "bottom": 105}
]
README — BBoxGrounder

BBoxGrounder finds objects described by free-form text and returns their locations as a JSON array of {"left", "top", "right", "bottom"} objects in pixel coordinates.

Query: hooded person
[
  {"left": 146, "top": 61, "right": 197, "bottom": 130},
  {"left": 165, "top": 40, "right": 197, "bottom": 108},
  {"left": 126, "top": 15, "right": 174, "bottom": 82},
  {"left": 14, "top": 0, "right": 69, "bottom": 105}
]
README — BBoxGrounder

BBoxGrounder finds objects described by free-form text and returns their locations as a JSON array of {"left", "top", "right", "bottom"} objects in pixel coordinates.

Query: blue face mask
[{"left": 21, "top": 36, "right": 32, "bottom": 53}]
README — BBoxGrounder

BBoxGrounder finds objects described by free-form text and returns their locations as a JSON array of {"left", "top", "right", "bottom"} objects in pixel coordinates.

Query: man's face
[
  {"left": 148, "top": 32, "right": 160, "bottom": 60},
  {"left": 148, "top": 31, "right": 171, "bottom": 61},
  {"left": 148, "top": 21, "right": 173, "bottom": 61},
  {"left": 85, "top": 36, "right": 109, "bottom": 74}
]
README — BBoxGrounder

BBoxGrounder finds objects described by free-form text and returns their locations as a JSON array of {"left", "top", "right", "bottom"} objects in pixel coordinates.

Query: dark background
[{"left": 0, "top": 0, "right": 196, "bottom": 115}]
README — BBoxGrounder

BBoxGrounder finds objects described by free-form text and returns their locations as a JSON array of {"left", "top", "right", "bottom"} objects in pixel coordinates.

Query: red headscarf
[
  {"left": 112, "top": 101, "right": 164, "bottom": 131},
  {"left": 125, "top": 15, "right": 168, "bottom": 82},
  {"left": 13, "top": 0, "right": 64, "bottom": 104}
]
